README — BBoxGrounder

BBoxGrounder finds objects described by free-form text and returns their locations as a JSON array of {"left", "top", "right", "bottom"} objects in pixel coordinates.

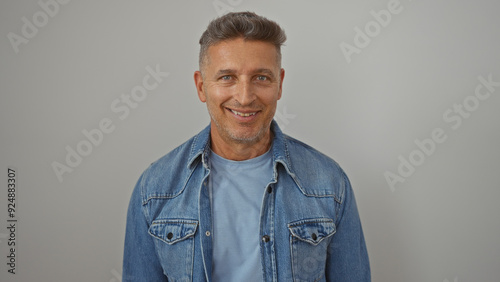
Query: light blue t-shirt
[{"left": 209, "top": 148, "right": 273, "bottom": 281}]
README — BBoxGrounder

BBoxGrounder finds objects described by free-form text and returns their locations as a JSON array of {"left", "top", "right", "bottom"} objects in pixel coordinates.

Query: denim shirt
[{"left": 123, "top": 121, "right": 370, "bottom": 282}]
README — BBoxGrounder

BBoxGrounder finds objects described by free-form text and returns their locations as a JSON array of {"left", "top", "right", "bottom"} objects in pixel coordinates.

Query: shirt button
[
  {"left": 311, "top": 233, "right": 317, "bottom": 241},
  {"left": 205, "top": 231, "right": 211, "bottom": 237},
  {"left": 267, "top": 186, "right": 272, "bottom": 193},
  {"left": 167, "top": 232, "right": 173, "bottom": 240},
  {"left": 262, "top": 235, "right": 270, "bottom": 242}
]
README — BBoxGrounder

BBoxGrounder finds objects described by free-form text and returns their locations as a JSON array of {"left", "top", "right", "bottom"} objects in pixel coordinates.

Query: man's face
[{"left": 195, "top": 38, "right": 284, "bottom": 148}]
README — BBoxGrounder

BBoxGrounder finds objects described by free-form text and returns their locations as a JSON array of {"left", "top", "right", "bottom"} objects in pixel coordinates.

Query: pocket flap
[
  {"left": 148, "top": 219, "right": 198, "bottom": 245},
  {"left": 288, "top": 218, "right": 336, "bottom": 245}
]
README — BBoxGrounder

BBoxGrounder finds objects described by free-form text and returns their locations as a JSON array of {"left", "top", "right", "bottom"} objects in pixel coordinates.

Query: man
[{"left": 123, "top": 11, "right": 370, "bottom": 281}]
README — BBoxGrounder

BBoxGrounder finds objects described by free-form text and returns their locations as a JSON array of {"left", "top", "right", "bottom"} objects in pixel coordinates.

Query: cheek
[
  {"left": 205, "top": 93, "right": 232, "bottom": 117},
  {"left": 260, "top": 91, "right": 280, "bottom": 107},
  {"left": 206, "top": 85, "right": 234, "bottom": 103}
]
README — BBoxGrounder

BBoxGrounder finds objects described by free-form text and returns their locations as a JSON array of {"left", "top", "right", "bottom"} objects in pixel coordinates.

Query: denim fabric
[{"left": 123, "top": 120, "right": 370, "bottom": 281}]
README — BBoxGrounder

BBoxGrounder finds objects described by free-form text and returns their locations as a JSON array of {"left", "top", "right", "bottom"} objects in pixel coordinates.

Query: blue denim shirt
[{"left": 123, "top": 121, "right": 370, "bottom": 281}]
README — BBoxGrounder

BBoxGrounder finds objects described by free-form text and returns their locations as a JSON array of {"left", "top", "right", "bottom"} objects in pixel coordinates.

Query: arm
[
  {"left": 123, "top": 175, "right": 168, "bottom": 281},
  {"left": 326, "top": 172, "right": 371, "bottom": 281}
]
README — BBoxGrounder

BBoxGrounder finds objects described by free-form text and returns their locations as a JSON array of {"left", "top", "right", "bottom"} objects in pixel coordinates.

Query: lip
[{"left": 226, "top": 107, "right": 260, "bottom": 122}]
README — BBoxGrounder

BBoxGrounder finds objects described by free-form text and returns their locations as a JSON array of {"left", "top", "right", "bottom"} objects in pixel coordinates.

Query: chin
[
  {"left": 227, "top": 128, "right": 264, "bottom": 143},
  {"left": 228, "top": 133, "right": 260, "bottom": 143}
]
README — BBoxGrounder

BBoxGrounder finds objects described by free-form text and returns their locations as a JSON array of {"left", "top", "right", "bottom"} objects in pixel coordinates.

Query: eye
[
  {"left": 220, "top": 75, "right": 232, "bottom": 80},
  {"left": 256, "top": 75, "right": 269, "bottom": 81}
]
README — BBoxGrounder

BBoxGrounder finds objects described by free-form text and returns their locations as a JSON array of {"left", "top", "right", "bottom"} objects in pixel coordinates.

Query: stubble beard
[{"left": 208, "top": 109, "right": 271, "bottom": 145}]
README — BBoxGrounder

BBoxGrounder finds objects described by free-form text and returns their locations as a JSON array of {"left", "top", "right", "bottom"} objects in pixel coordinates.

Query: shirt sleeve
[
  {"left": 123, "top": 174, "right": 168, "bottom": 281},
  {"left": 325, "top": 171, "right": 371, "bottom": 281}
]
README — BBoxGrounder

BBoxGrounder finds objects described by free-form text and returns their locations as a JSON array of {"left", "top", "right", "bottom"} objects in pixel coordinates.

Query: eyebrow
[
  {"left": 255, "top": 68, "right": 276, "bottom": 77},
  {"left": 214, "top": 69, "right": 235, "bottom": 77},
  {"left": 214, "top": 68, "right": 276, "bottom": 78}
]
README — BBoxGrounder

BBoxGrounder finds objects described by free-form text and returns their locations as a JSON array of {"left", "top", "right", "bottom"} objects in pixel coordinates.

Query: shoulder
[
  {"left": 284, "top": 134, "right": 344, "bottom": 175},
  {"left": 137, "top": 132, "right": 205, "bottom": 203},
  {"left": 283, "top": 134, "right": 350, "bottom": 198}
]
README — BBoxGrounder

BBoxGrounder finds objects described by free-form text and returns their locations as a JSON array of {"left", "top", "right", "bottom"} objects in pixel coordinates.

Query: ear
[
  {"left": 277, "top": 68, "right": 285, "bottom": 100},
  {"left": 194, "top": 71, "right": 206, "bottom": 102}
]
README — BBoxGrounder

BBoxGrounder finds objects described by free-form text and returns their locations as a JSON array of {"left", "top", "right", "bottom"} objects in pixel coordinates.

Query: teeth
[{"left": 231, "top": 109, "right": 256, "bottom": 117}]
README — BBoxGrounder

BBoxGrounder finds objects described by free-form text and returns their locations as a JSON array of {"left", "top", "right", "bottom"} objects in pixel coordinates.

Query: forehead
[{"left": 206, "top": 38, "right": 279, "bottom": 70}]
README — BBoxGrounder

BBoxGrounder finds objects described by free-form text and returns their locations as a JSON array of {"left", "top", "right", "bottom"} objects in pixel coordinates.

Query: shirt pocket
[
  {"left": 288, "top": 218, "right": 336, "bottom": 282},
  {"left": 148, "top": 219, "right": 198, "bottom": 282}
]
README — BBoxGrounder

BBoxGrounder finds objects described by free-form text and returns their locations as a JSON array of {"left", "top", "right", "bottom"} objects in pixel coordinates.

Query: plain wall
[{"left": 1, "top": 0, "right": 499, "bottom": 281}]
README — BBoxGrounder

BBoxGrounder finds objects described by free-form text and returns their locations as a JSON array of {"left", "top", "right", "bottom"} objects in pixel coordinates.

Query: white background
[{"left": 1, "top": 0, "right": 499, "bottom": 281}]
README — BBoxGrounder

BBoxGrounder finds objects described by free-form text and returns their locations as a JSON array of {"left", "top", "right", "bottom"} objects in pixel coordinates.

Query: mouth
[{"left": 229, "top": 109, "right": 258, "bottom": 117}]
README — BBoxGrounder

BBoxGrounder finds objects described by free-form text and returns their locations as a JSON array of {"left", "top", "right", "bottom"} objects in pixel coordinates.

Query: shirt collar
[{"left": 187, "top": 120, "right": 294, "bottom": 177}]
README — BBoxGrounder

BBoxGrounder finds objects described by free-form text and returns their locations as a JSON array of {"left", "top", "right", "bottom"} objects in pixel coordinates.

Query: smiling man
[
  {"left": 194, "top": 37, "right": 284, "bottom": 160},
  {"left": 123, "top": 12, "right": 370, "bottom": 281}
]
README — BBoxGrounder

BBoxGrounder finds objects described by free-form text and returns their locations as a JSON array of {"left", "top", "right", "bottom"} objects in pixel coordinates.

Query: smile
[{"left": 230, "top": 109, "right": 257, "bottom": 117}]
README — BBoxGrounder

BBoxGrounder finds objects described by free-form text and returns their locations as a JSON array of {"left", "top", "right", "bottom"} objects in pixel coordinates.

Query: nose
[{"left": 234, "top": 78, "right": 256, "bottom": 106}]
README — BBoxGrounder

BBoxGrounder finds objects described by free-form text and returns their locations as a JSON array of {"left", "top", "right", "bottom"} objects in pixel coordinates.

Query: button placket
[{"left": 260, "top": 180, "right": 277, "bottom": 281}]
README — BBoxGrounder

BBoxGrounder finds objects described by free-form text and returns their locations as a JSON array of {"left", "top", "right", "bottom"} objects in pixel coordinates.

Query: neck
[{"left": 210, "top": 129, "right": 273, "bottom": 161}]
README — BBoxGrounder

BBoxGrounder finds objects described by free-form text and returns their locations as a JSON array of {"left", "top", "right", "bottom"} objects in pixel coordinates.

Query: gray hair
[{"left": 198, "top": 11, "right": 287, "bottom": 70}]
